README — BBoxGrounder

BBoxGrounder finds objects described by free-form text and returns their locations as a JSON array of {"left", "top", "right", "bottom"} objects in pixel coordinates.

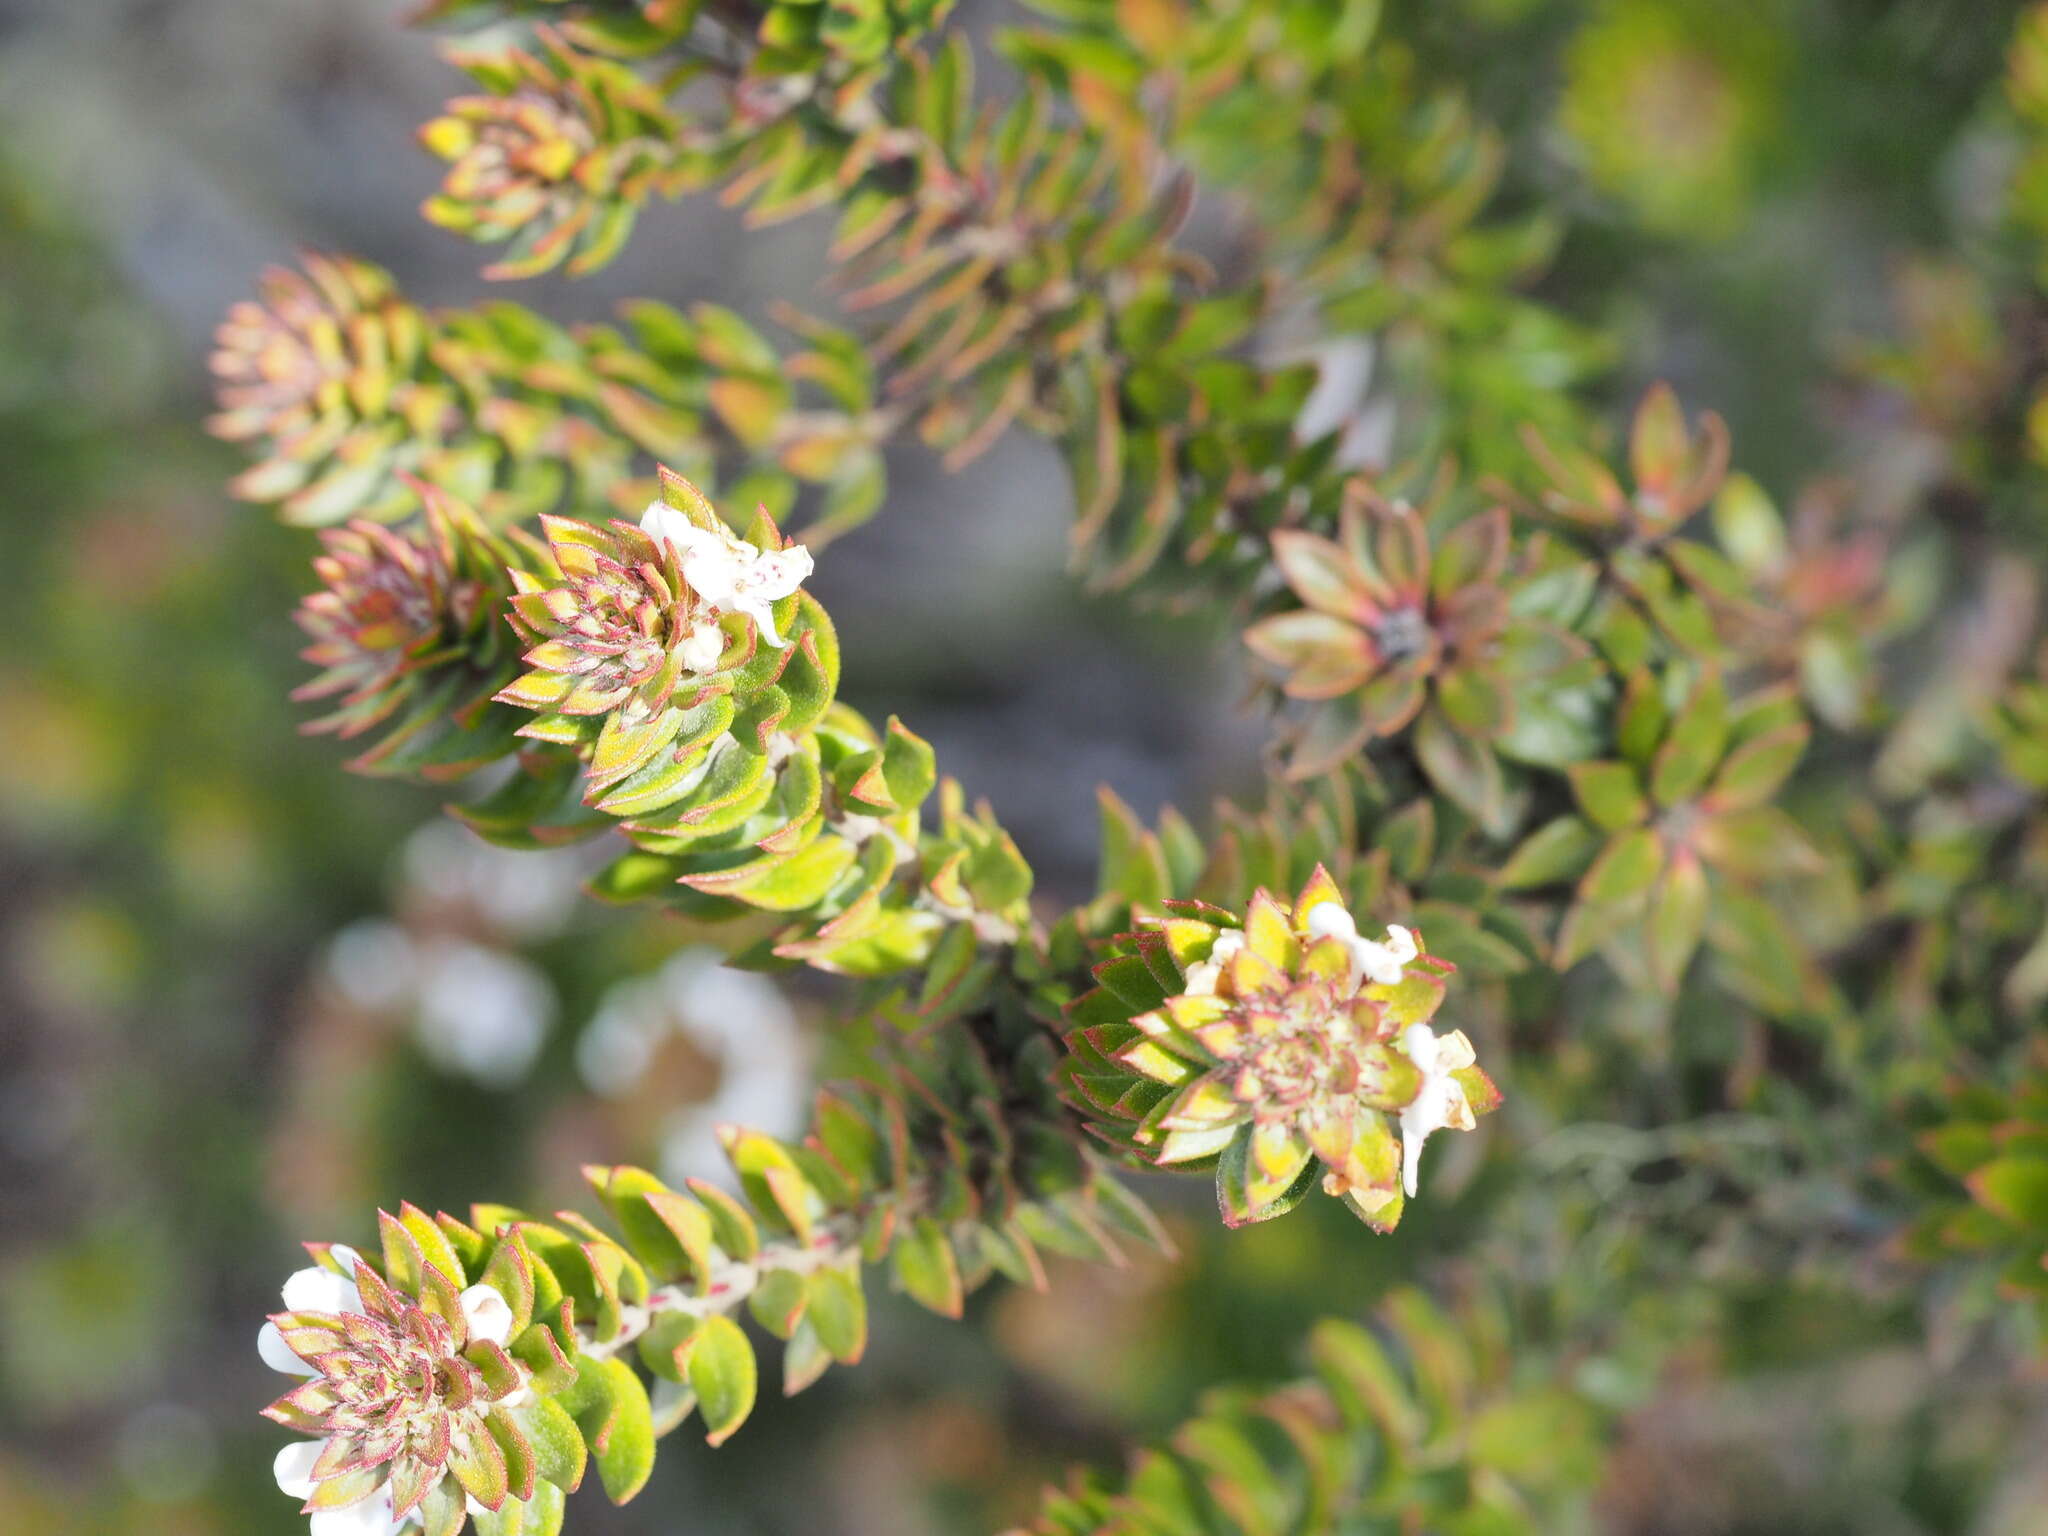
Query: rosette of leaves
[
  {"left": 1708, "top": 473, "right": 1912, "bottom": 730},
  {"left": 211, "top": 246, "right": 897, "bottom": 535},
  {"left": 1558, "top": 0, "right": 1784, "bottom": 241},
  {"left": 294, "top": 490, "right": 538, "bottom": 780},
  {"left": 1087, "top": 780, "right": 1544, "bottom": 983},
  {"left": 468, "top": 468, "right": 833, "bottom": 841},
  {"left": 207, "top": 254, "right": 445, "bottom": 526},
  {"left": 1014, "top": 1293, "right": 1607, "bottom": 1535},
  {"left": 1497, "top": 667, "right": 1816, "bottom": 996},
  {"left": 1061, "top": 869, "right": 1499, "bottom": 1232},
  {"left": 208, "top": 253, "right": 705, "bottom": 528},
  {"left": 422, "top": 29, "right": 682, "bottom": 279},
  {"left": 1516, "top": 385, "right": 1762, "bottom": 668},
  {"left": 1244, "top": 482, "right": 1596, "bottom": 829},
  {"left": 1894, "top": 1047, "right": 2048, "bottom": 1333},
  {"left": 264, "top": 1236, "right": 555, "bottom": 1534},
  {"left": 460, "top": 470, "right": 1034, "bottom": 974}
]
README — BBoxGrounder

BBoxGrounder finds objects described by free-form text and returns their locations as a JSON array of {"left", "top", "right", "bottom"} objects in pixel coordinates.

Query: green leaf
[
  {"left": 1578, "top": 828, "right": 1664, "bottom": 906},
  {"left": 1969, "top": 1159, "right": 2048, "bottom": 1229},
  {"left": 747, "top": 1268, "right": 809, "bottom": 1339},
  {"left": 681, "top": 1313, "right": 758, "bottom": 1446},
  {"left": 805, "top": 1265, "right": 867, "bottom": 1363},
  {"left": 890, "top": 1216, "right": 964, "bottom": 1317},
  {"left": 1704, "top": 722, "right": 1808, "bottom": 811},
  {"left": 1615, "top": 669, "right": 1668, "bottom": 766},
  {"left": 1711, "top": 472, "right": 1788, "bottom": 574},
  {"left": 586, "top": 1166, "right": 695, "bottom": 1284},
  {"left": 1413, "top": 705, "right": 1508, "bottom": 837},
  {"left": 1496, "top": 816, "right": 1602, "bottom": 890},
  {"left": 472, "top": 1482, "right": 567, "bottom": 1536},
  {"left": 511, "top": 1396, "right": 586, "bottom": 1496},
  {"left": 1647, "top": 854, "right": 1708, "bottom": 994},
  {"left": 554, "top": 1354, "right": 655, "bottom": 1503},
  {"left": 1567, "top": 760, "right": 1647, "bottom": 833},
  {"left": 1649, "top": 674, "right": 1728, "bottom": 806},
  {"left": 1097, "top": 785, "right": 1170, "bottom": 911}
]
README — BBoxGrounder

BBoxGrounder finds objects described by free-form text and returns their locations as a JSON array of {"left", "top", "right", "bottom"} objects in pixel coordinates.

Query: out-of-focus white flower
[
  {"left": 1397, "top": 1022, "right": 1478, "bottom": 1198},
  {"left": 640, "top": 502, "right": 813, "bottom": 646},
  {"left": 412, "top": 941, "right": 553, "bottom": 1089},
  {"left": 1303, "top": 902, "right": 1418, "bottom": 989},
  {"left": 575, "top": 949, "right": 809, "bottom": 1189}
]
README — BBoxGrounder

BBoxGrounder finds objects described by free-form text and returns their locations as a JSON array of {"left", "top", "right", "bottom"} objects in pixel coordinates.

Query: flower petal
[
  {"left": 638, "top": 501, "right": 695, "bottom": 551},
  {"left": 282, "top": 1265, "right": 363, "bottom": 1317},
  {"left": 259, "top": 1320, "right": 321, "bottom": 1377},
  {"left": 274, "top": 1439, "right": 326, "bottom": 1499},
  {"left": 307, "top": 1484, "right": 406, "bottom": 1536}
]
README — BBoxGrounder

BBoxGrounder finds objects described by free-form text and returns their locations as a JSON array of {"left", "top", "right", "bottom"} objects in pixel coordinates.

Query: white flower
[
  {"left": 258, "top": 1245, "right": 365, "bottom": 1377},
  {"left": 273, "top": 1445, "right": 410, "bottom": 1536},
  {"left": 676, "top": 616, "right": 727, "bottom": 675},
  {"left": 1302, "top": 902, "right": 1417, "bottom": 990},
  {"left": 640, "top": 501, "right": 813, "bottom": 647},
  {"left": 1181, "top": 930, "right": 1246, "bottom": 996},
  {"left": 458, "top": 1282, "right": 515, "bottom": 1347},
  {"left": 1396, "top": 1022, "right": 1478, "bottom": 1198}
]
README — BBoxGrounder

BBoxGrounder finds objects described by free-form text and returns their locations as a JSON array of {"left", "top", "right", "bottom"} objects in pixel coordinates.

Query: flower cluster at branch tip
[
  {"left": 261, "top": 1246, "right": 522, "bottom": 1535},
  {"left": 1063, "top": 870, "right": 1500, "bottom": 1231},
  {"left": 639, "top": 500, "right": 813, "bottom": 649},
  {"left": 496, "top": 475, "right": 815, "bottom": 724}
]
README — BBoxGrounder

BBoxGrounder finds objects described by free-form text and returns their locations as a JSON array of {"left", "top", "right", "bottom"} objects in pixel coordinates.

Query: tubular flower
[
  {"left": 293, "top": 494, "right": 523, "bottom": 771},
  {"left": 1062, "top": 869, "right": 1500, "bottom": 1231},
  {"left": 639, "top": 501, "right": 814, "bottom": 648},
  {"left": 261, "top": 1243, "right": 525, "bottom": 1535}
]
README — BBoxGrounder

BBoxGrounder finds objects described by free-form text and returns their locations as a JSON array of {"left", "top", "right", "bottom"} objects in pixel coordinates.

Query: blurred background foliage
[{"left": 4, "top": 0, "right": 2048, "bottom": 1532}]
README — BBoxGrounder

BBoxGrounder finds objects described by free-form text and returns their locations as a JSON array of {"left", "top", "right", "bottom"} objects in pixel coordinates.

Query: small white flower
[
  {"left": 676, "top": 616, "right": 727, "bottom": 675},
  {"left": 273, "top": 1439, "right": 323, "bottom": 1499},
  {"left": 259, "top": 1245, "right": 365, "bottom": 1378},
  {"left": 1181, "top": 930, "right": 1246, "bottom": 996},
  {"left": 1303, "top": 902, "right": 1417, "bottom": 990},
  {"left": 275, "top": 1445, "right": 412, "bottom": 1534},
  {"left": 458, "top": 1282, "right": 514, "bottom": 1348},
  {"left": 1397, "top": 1022, "right": 1478, "bottom": 1198},
  {"left": 640, "top": 501, "right": 814, "bottom": 647},
  {"left": 313, "top": 1487, "right": 409, "bottom": 1536}
]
